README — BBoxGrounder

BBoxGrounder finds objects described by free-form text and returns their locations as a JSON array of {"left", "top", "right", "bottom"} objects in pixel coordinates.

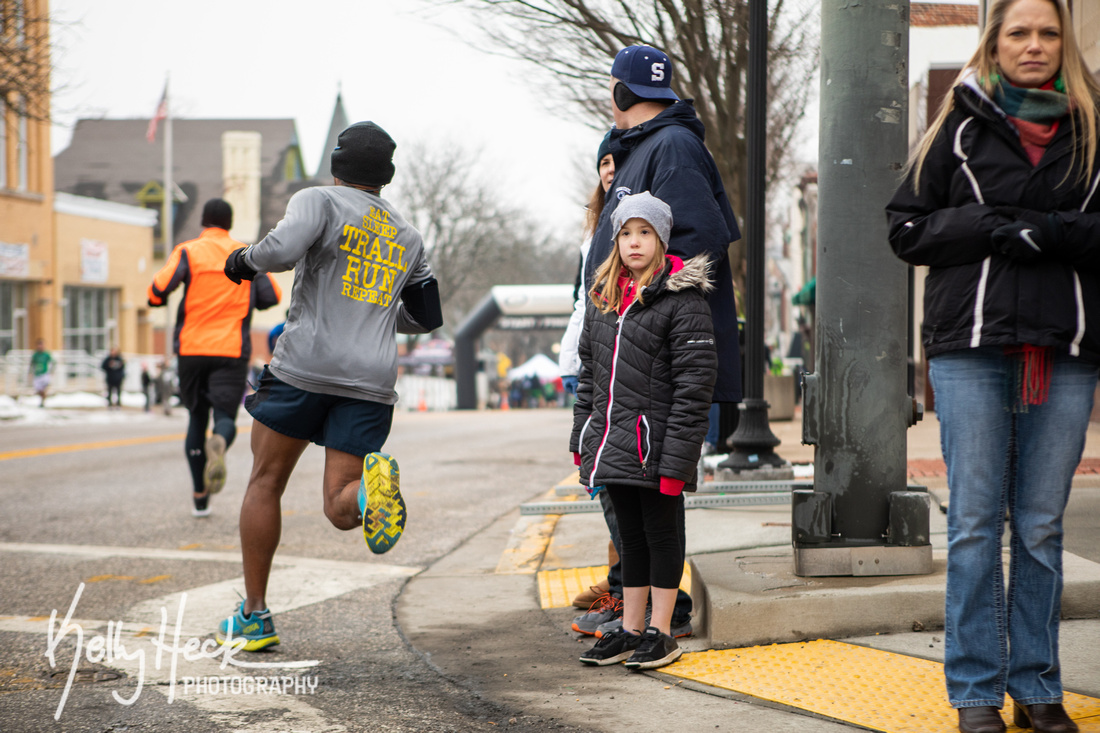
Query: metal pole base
[
  {"left": 718, "top": 398, "right": 786, "bottom": 471},
  {"left": 793, "top": 544, "right": 933, "bottom": 577}
]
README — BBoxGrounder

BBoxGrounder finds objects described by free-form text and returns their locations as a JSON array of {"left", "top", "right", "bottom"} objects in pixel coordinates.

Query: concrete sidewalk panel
[
  {"left": 694, "top": 546, "right": 1100, "bottom": 650},
  {"left": 692, "top": 548, "right": 948, "bottom": 648}
]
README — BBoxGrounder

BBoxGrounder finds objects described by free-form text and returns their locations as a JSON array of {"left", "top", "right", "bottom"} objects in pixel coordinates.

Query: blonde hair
[
  {"left": 583, "top": 181, "right": 606, "bottom": 238},
  {"left": 589, "top": 228, "right": 668, "bottom": 315},
  {"left": 908, "top": 0, "right": 1100, "bottom": 192}
]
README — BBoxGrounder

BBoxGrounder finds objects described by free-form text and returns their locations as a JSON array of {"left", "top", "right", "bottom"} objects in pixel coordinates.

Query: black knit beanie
[
  {"left": 201, "top": 198, "right": 233, "bottom": 230},
  {"left": 330, "top": 121, "right": 396, "bottom": 187},
  {"left": 596, "top": 130, "right": 612, "bottom": 169}
]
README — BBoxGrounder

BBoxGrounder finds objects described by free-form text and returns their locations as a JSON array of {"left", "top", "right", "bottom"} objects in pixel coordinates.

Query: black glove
[
  {"left": 991, "top": 210, "right": 1063, "bottom": 263},
  {"left": 991, "top": 221, "right": 1044, "bottom": 262},
  {"left": 224, "top": 247, "right": 257, "bottom": 284},
  {"left": 990, "top": 205, "right": 1064, "bottom": 263}
]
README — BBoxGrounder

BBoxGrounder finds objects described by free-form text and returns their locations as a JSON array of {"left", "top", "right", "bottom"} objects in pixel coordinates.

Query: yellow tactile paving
[
  {"left": 662, "top": 640, "right": 1100, "bottom": 733},
  {"left": 538, "top": 563, "right": 693, "bottom": 609},
  {"left": 538, "top": 565, "right": 608, "bottom": 609}
]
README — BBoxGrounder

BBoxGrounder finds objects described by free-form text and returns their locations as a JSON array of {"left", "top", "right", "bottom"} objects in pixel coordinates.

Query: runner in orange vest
[{"left": 148, "top": 198, "right": 282, "bottom": 517}]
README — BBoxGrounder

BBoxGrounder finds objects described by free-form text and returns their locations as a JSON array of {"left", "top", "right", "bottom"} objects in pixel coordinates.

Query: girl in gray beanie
[{"left": 572, "top": 190, "right": 716, "bottom": 670}]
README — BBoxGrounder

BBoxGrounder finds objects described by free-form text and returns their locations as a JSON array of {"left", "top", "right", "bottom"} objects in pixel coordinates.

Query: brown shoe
[
  {"left": 572, "top": 578, "right": 611, "bottom": 609},
  {"left": 957, "top": 706, "right": 1006, "bottom": 733},
  {"left": 1013, "top": 703, "right": 1079, "bottom": 733}
]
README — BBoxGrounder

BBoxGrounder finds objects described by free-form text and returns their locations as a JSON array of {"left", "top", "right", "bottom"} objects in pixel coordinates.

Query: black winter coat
[
  {"left": 586, "top": 101, "right": 742, "bottom": 403},
  {"left": 886, "top": 76, "right": 1100, "bottom": 363},
  {"left": 571, "top": 256, "right": 718, "bottom": 491}
]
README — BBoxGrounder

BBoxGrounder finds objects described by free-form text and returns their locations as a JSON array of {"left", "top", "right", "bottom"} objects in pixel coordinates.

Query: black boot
[{"left": 957, "top": 706, "right": 1006, "bottom": 733}]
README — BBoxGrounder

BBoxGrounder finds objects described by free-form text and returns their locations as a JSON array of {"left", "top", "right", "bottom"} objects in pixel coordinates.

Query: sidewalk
[{"left": 402, "top": 408, "right": 1100, "bottom": 733}]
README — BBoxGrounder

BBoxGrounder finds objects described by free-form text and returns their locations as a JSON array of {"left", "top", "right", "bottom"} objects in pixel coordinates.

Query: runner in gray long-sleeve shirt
[{"left": 216, "top": 121, "right": 443, "bottom": 651}]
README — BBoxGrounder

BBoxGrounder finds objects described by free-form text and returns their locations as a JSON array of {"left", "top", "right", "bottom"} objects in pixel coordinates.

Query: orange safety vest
[{"left": 148, "top": 228, "right": 282, "bottom": 358}]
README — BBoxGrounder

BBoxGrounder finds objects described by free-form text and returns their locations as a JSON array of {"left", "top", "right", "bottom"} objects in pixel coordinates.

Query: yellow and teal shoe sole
[
  {"left": 362, "top": 452, "right": 405, "bottom": 554},
  {"left": 215, "top": 630, "right": 280, "bottom": 651}
]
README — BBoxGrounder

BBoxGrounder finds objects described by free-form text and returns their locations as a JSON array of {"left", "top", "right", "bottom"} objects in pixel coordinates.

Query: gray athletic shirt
[{"left": 244, "top": 185, "right": 434, "bottom": 404}]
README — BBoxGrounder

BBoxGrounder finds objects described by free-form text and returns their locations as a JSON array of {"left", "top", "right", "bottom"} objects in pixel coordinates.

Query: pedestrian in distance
[
  {"left": 886, "top": 1, "right": 1099, "bottom": 731},
  {"left": 148, "top": 198, "right": 283, "bottom": 518},
  {"left": 28, "top": 338, "right": 52, "bottom": 408},
  {"left": 571, "top": 192, "right": 716, "bottom": 671},
  {"left": 140, "top": 363, "right": 153, "bottom": 412},
  {"left": 217, "top": 121, "right": 443, "bottom": 652},
  {"left": 101, "top": 346, "right": 126, "bottom": 409}
]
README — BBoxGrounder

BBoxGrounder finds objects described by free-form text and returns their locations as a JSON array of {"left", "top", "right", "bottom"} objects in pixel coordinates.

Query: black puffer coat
[
  {"left": 570, "top": 255, "right": 717, "bottom": 491},
  {"left": 886, "top": 74, "right": 1100, "bottom": 363}
]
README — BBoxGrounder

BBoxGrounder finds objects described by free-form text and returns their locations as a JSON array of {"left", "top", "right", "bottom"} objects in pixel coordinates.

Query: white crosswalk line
[{"left": 0, "top": 541, "right": 422, "bottom": 727}]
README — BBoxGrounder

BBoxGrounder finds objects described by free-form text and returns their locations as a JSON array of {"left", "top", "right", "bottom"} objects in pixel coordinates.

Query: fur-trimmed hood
[{"left": 664, "top": 254, "right": 714, "bottom": 294}]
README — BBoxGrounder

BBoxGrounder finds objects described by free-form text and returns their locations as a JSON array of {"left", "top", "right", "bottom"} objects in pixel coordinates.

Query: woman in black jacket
[
  {"left": 571, "top": 192, "right": 716, "bottom": 671},
  {"left": 886, "top": 2, "right": 1099, "bottom": 731}
]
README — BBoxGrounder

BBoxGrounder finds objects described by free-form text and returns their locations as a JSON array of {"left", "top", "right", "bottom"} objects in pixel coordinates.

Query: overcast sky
[{"left": 48, "top": 0, "right": 598, "bottom": 231}]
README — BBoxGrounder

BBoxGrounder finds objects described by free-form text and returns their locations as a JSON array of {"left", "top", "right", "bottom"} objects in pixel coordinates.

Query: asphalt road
[
  {"left": 0, "top": 406, "right": 589, "bottom": 733},
  {"left": 3, "top": 405, "right": 1097, "bottom": 733}
]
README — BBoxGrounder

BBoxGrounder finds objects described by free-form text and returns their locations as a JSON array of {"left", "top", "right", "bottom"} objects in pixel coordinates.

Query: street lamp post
[{"left": 719, "top": 0, "right": 786, "bottom": 474}]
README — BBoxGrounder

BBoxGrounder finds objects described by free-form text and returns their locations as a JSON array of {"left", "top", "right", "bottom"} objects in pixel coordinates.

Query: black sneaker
[
  {"left": 623, "top": 627, "right": 682, "bottom": 670},
  {"left": 578, "top": 628, "right": 643, "bottom": 666}
]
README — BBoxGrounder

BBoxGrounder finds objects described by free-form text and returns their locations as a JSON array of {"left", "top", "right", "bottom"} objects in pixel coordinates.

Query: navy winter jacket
[
  {"left": 585, "top": 100, "right": 743, "bottom": 403},
  {"left": 571, "top": 256, "right": 718, "bottom": 491}
]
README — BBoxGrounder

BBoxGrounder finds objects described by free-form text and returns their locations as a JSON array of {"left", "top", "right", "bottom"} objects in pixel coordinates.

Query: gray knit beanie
[{"left": 611, "top": 191, "right": 673, "bottom": 245}]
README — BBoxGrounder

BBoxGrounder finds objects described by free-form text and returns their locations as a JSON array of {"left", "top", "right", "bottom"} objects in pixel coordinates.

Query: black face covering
[{"left": 613, "top": 82, "right": 644, "bottom": 112}]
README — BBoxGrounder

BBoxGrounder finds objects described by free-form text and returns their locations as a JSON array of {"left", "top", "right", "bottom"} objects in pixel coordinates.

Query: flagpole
[{"left": 161, "top": 75, "right": 174, "bottom": 415}]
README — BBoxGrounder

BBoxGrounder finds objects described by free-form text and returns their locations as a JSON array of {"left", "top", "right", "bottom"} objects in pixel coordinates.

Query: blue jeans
[{"left": 930, "top": 348, "right": 1097, "bottom": 708}]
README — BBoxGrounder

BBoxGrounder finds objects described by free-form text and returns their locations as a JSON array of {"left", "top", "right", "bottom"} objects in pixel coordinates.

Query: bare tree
[
  {"left": 389, "top": 140, "right": 576, "bottom": 329},
  {"left": 441, "top": 0, "right": 819, "bottom": 275},
  {"left": 0, "top": 1, "right": 51, "bottom": 121}
]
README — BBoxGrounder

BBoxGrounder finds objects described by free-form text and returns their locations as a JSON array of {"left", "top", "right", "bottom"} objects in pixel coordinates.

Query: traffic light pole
[{"left": 793, "top": 0, "right": 931, "bottom": 576}]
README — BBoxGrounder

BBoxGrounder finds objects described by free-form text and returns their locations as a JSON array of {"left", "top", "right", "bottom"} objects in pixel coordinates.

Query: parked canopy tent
[{"left": 507, "top": 354, "right": 560, "bottom": 382}]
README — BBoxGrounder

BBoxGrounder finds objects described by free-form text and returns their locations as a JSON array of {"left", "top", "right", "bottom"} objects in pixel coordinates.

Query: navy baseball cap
[{"left": 610, "top": 45, "right": 679, "bottom": 102}]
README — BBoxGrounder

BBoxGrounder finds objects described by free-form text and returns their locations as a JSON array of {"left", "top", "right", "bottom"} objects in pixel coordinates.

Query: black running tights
[
  {"left": 604, "top": 485, "right": 684, "bottom": 589},
  {"left": 184, "top": 402, "right": 236, "bottom": 493}
]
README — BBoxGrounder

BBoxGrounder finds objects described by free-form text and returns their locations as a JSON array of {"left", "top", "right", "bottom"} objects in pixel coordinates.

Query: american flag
[{"left": 146, "top": 85, "right": 167, "bottom": 143}]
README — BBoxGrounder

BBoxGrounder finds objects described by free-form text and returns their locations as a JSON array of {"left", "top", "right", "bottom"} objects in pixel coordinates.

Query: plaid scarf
[
  {"left": 989, "top": 76, "right": 1068, "bottom": 407},
  {"left": 991, "top": 74, "right": 1070, "bottom": 124}
]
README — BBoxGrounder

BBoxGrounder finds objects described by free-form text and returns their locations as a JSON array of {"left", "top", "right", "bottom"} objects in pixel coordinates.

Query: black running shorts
[
  {"left": 177, "top": 355, "right": 250, "bottom": 416},
  {"left": 245, "top": 366, "right": 393, "bottom": 457}
]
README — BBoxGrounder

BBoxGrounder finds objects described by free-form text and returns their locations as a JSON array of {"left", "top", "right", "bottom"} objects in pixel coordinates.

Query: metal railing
[{"left": 1, "top": 350, "right": 156, "bottom": 397}]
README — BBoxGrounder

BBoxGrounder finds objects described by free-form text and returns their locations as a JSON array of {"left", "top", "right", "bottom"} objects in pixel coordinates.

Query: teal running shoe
[
  {"left": 215, "top": 602, "right": 279, "bottom": 651},
  {"left": 358, "top": 452, "right": 405, "bottom": 554}
]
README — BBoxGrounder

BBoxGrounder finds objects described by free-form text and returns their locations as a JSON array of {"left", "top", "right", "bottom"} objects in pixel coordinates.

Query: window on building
[
  {"left": 16, "top": 96, "right": 27, "bottom": 192},
  {"left": 0, "top": 280, "right": 27, "bottom": 355},
  {"left": 0, "top": 95, "right": 7, "bottom": 189},
  {"left": 2, "top": 0, "right": 28, "bottom": 43},
  {"left": 63, "top": 286, "right": 119, "bottom": 354}
]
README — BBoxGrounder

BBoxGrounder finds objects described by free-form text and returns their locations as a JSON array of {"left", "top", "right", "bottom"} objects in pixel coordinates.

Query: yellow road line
[{"left": 0, "top": 426, "right": 251, "bottom": 462}]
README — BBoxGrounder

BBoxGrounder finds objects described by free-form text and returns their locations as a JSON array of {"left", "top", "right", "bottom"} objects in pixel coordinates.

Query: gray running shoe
[
  {"left": 623, "top": 626, "right": 682, "bottom": 670},
  {"left": 571, "top": 593, "right": 622, "bottom": 636},
  {"left": 596, "top": 612, "right": 693, "bottom": 639}
]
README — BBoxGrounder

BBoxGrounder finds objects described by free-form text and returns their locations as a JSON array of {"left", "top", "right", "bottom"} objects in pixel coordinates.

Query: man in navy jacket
[
  {"left": 585, "top": 45, "right": 743, "bottom": 410},
  {"left": 573, "top": 44, "right": 743, "bottom": 640}
]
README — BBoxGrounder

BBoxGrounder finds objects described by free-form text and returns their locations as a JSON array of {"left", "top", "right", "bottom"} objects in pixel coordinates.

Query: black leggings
[{"left": 605, "top": 485, "right": 684, "bottom": 589}]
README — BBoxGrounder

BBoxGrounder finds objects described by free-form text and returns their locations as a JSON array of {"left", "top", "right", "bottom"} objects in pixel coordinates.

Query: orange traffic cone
[{"left": 418, "top": 390, "right": 427, "bottom": 412}]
